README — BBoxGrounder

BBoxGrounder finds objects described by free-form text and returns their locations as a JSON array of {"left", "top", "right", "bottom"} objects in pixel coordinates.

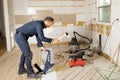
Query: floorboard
[{"left": 0, "top": 45, "right": 120, "bottom": 80}]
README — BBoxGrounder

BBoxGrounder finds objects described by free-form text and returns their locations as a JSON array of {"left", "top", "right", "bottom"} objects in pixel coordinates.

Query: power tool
[{"left": 34, "top": 49, "right": 54, "bottom": 74}]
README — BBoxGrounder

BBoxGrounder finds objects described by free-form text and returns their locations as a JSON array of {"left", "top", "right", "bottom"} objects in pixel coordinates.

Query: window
[{"left": 98, "top": 0, "right": 111, "bottom": 22}]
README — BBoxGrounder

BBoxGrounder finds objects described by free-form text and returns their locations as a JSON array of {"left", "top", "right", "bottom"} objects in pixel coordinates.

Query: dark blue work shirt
[{"left": 16, "top": 20, "right": 52, "bottom": 47}]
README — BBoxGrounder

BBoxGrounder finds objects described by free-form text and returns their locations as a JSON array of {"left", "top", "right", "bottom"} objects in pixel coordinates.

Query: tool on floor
[
  {"left": 68, "top": 31, "right": 92, "bottom": 53},
  {"left": 68, "top": 50, "right": 85, "bottom": 67},
  {"left": 68, "top": 59, "right": 85, "bottom": 67},
  {"left": 58, "top": 32, "right": 69, "bottom": 40},
  {"left": 34, "top": 49, "right": 54, "bottom": 74},
  {"left": 34, "top": 63, "right": 43, "bottom": 73},
  {"left": 66, "top": 31, "right": 92, "bottom": 67},
  {"left": 69, "top": 50, "right": 85, "bottom": 60},
  {"left": 42, "top": 49, "right": 55, "bottom": 74}
]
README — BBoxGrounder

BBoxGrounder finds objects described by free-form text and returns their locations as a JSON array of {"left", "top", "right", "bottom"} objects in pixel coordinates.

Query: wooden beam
[
  {"left": 29, "top": 5, "right": 84, "bottom": 7},
  {"left": 29, "top": 0, "right": 85, "bottom": 1}
]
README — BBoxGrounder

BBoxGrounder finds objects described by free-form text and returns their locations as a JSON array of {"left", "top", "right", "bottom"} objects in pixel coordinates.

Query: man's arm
[
  {"left": 35, "top": 34, "right": 43, "bottom": 47},
  {"left": 35, "top": 21, "right": 59, "bottom": 48},
  {"left": 35, "top": 22, "right": 52, "bottom": 43}
]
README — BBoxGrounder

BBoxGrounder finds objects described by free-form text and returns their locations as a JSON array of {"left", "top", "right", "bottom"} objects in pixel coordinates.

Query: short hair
[{"left": 44, "top": 16, "right": 54, "bottom": 22}]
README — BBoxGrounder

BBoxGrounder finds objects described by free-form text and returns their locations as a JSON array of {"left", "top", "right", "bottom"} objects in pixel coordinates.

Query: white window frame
[{"left": 97, "top": 0, "right": 111, "bottom": 23}]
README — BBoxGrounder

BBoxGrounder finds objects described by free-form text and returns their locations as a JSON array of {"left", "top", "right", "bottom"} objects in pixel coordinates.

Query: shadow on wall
[{"left": 0, "top": 30, "right": 5, "bottom": 42}]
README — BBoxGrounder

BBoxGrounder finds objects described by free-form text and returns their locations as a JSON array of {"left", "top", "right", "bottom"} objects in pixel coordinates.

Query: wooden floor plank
[
  {"left": 0, "top": 39, "right": 6, "bottom": 57},
  {"left": 0, "top": 45, "right": 120, "bottom": 80}
]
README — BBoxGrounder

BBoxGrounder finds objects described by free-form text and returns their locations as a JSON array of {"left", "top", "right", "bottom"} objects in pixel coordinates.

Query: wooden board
[{"left": 15, "top": 15, "right": 35, "bottom": 24}]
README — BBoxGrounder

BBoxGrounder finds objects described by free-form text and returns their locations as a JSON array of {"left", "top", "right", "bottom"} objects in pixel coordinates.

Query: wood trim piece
[
  {"left": 76, "top": 21, "right": 85, "bottom": 26},
  {"left": 102, "top": 52, "right": 116, "bottom": 64},
  {"left": 29, "top": 5, "right": 84, "bottom": 7},
  {"left": 102, "top": 52, "right": 111, "bottom": 61},
  {"left": 89, "top": 24, "right": 94, "bottom": 31},
  {"left": 30, "top": 41, "right": 69, "bottom": 47},
  {"left": 29, "top": 0, "right": 85, "bottom": 1},
  {"left": 90, "top": 24, "right": 110, "bottom": 35},
  {"left": 99, "top": 24, "right": 104, "bottom": 34},
  {"left": 68, "top": 12, "right": 85, "bottom": 14},
  {"left": 61, "top": 22, "right": 67, "bottom": 26},
  {"left": 105, "top": 25, "right": 111, "bottom": 36},
  {"left": 44, "top": 12, "right": 85, "bottom": 15},
  {"left": 92, "top": 24, "right": 110, "bottom": 35}
]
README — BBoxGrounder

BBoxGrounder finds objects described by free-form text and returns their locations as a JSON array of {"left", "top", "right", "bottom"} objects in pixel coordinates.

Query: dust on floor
[{"left": 0, "top": 44, "right": 120, "bottom": 80}]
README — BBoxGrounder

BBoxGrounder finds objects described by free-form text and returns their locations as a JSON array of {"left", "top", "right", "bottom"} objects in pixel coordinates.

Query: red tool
[
  {"left": 68, "top": 49, "right": 85, "bottom": 67},
  {"left": 68, "top": 59, "right": 85, "bottom": 67}
]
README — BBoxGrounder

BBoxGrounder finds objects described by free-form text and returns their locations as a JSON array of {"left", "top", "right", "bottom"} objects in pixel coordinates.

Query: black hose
[{"left": 73, "top": 31, "right": 91, "bottom": 50}]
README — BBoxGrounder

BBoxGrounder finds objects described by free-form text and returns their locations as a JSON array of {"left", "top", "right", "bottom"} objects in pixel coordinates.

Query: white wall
[
  {"left": 14, "top": 0, "right": 90, "bottom": 44},
  {"left": 28, "top": 26, "right": 89, "bottom": 44},
  {"left": 14, "top": 0, "right": 86, "bottom": 21},
  {"left": 15, "top": 24, "right": 89, "bottom": 44},
  {"left": 108, "top": 0, "right": 120, "bottom": 63},
  {"left": 29, "top": 0, "right": 86, "bottom": 22},
  {"left": 28, "top": 1, "right": 85, "bottom": 14},
  {"left": 13, "top": 0, "right": 28, "bottom": 15},
  {"left": 86, "top": 0, "right": 120, "bottom": 64},
  {"left": 85, "top": 0, "right": 98, "bottom": 45}
]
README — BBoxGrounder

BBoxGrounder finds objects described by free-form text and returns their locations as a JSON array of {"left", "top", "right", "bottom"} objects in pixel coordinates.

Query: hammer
[{"left": 58, "top": 32, "right": 69, "bottom": 40}]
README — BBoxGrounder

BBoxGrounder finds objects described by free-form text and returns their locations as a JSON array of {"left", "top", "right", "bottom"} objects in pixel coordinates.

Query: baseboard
[
  {"left": 102, "top": 52, "right": 117, "bottom": 64},
  {"left": 29, "top": 41, "right": 69, "bottom": 46},
  {"left": 102, "top": 52, "right": 111, "bottom": 61}
]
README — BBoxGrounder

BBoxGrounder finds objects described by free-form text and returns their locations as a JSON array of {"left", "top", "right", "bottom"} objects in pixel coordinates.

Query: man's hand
[
  {"left": 40, "top": 47, "right": 46, "bottom": 52},
  {"left": 51, "top": 38, "right": 59, "bottom": 44}
]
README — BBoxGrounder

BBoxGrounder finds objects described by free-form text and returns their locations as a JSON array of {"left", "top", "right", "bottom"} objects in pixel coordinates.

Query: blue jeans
[{"left": 14, "top": 33, "right": 34, "bottom": 73}]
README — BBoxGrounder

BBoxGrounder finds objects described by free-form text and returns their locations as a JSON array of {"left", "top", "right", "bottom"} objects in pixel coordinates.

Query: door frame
[{"left": 3, "top": 0, "right": 12, "bottom": 51}]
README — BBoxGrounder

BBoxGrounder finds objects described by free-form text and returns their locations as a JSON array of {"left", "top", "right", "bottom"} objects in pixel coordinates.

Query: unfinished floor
[
  {"left": 0, "top": 39, "right": 6, "bottom": 57},
  {"left": 0, "top": 44, "right": 120, "bottom": 80}
]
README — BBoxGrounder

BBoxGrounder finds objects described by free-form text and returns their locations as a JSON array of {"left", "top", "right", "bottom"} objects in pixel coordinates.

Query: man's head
[{"left": 44, "top": 16, "right": 54, "bottom": 28}]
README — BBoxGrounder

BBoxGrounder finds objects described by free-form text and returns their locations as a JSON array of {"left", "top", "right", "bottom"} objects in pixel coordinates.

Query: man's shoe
[
  {"left": 18, "top": 69, "right": 27, "bottom": 75},
  {"left": 27, "top": 72, "right": 41, "bottom": 79}
]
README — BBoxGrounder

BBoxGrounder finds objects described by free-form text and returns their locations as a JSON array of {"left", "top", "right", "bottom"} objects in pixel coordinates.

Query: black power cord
[
  {"left": 101, "top": 19, "right": 119, "bottom": 53},
  {"left": 73, "top": 31, "right": 92, "bottom": 51}
]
